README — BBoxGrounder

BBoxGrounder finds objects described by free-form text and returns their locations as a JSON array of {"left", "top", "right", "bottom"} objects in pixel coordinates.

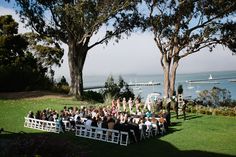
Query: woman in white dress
[{"left": 122, "top": 97, "right": 127, "bottom": 112}]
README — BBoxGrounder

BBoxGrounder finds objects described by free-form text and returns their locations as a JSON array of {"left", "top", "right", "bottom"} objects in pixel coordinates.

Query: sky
[{"left": 1, "top": 2, "right": 236, "bottom": 81}]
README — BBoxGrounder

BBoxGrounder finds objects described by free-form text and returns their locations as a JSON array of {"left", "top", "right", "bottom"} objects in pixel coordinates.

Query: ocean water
[{"left": 84, "top": 71, "right": 236, "bottom": 100}]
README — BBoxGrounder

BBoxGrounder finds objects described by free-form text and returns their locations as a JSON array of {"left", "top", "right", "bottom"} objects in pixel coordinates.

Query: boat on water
[
  {"left": 186, "top": 74, "right": 219, "bottom": 84},
  {"left": 228, "top": 79, "right": 236, "bottom": 82},
  {"left": 188, "top": 81, "right": 220, "bottom": 84},
  {"left": 187, "top": 86, "right": 194, "bottom": 89},
  {"left": 195, "top": 90, "right": 201, "bottom": 93},
  {"left": 209, "top": 74, "right": 213, "bottom": 80}
]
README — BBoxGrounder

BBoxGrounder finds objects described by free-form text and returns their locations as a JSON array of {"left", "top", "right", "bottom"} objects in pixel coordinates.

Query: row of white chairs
[
  {"left": 24, "top": 117, "right": 62, "bottom": 133},
  {"left": 24, "top": 117, "right": 165, "bottom": 146},
  {"left": 24, "top": 117, "right": 129, "bottom": 146},
  {"left": 75, "top": 124, "right": 129, "bottom": 146}
]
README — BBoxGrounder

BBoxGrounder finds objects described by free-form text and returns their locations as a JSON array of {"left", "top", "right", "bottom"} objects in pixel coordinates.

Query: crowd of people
[{"left": 27, "top": 97, "right": 172, "bottom": 142}]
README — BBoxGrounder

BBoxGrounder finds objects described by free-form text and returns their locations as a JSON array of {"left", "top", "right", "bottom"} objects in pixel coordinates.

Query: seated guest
[
  {"left": 107, "top": 116, "right": 115, "bottom": 130},
  {"left": 48, "top": 114, "right": 54, "bottom": 121},
  {"left": 52, "top": 111, "right": 58, "bottom": 121},
  {"left": 151, "top": 116, "right": 158, "bottom": 125},
  {"left": 114, "top": 119, "right": 122, "bottom": 131},
  {"left": 97, "top": 117, "right": 102, "bottom": 128},
  {"left": 27, "top": 111, "right": 34, "bottom": 118},
  {"left": 85, "top": 116, "right": 92, "bottom": 129},
  {"left": 91, "top": 117, "right": 98, "bottom": 127},
  {"left": 35, "top": 110, "right": 41, "bottom": 119},
  {"left": 101, "top": 116, "right": 108, "bottom": 129},
  {"left": 75, "top": 116, "right": 83, "bottom": 125},
  {"left": 144, "top": 118, "right": 152, "bottom": 126}
]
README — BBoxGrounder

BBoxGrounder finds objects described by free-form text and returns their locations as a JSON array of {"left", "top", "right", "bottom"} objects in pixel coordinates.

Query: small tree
[
  {"left": 104, "top": 75, "right": 120, "bottom": 98},
  {"left": 103, "top": 75, "right": 134, "bottom": 100}
]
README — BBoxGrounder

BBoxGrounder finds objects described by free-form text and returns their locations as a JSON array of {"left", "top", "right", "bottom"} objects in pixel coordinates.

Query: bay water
[{"left": 84, "top": 71, "right": 236, "bottom": 101}]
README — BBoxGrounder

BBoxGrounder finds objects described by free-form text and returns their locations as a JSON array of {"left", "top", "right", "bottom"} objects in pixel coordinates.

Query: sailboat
[
  {"left": 187, "top": 74, "right": 219, "bottom": 84},
  {"left": 208, "top": 74, "right": 213, "bottom": 80},
  {"left": 187, "top": 86, "right": 194, "bottom": 89}
]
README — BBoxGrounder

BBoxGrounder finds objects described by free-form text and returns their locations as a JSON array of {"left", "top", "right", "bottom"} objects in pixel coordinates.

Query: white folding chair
[
  {"left": 107, "top": 129, "right": 119, "bottom": 144},
  {"left": 120, "top": 131, "right": 129, "bottom": 146}
]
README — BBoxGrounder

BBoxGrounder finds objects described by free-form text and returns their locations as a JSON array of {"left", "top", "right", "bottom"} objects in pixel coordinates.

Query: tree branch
[{"left": 180, "top": 41, "right": 219, "bottom": 58}]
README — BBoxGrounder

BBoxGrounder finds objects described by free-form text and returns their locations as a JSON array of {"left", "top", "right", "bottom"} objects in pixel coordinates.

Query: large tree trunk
[
  {"left": 68, "top": 41, "right": 87, "bottom": 99},
  {"left": 162, "top": 55, "right": 170, "bottom": 98},
  {"left": 169, "top": 59, "right": 179, "bottom": 97},
  {"left": 163, "top": 66, "right": 170, "bottom": 98}
]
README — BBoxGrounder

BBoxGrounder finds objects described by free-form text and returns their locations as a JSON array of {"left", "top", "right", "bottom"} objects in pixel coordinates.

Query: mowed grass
[{"left": 0, "top": 97, "right": 236, "bottom": 157}]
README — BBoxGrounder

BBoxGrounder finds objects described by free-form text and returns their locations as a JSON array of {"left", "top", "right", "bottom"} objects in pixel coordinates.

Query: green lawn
[{"left": 0, "top": 97, "right": 236, "bottom": 157}]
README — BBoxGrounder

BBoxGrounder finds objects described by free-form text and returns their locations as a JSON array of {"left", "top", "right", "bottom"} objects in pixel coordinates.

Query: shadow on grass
[
  {"left": 171, "top": 121, "right": 182, "bottom": 126},
  {"left": 0, "top": 130, "right": 88, "bottom": 157},
  {"left": 1, "top": 127, "right": 235, "bottom": 157},
  {"left": 185, "top": 114, "right": 202, "bottom": 120},
  {"left": 172, "top": 114, "right": 202, "bottom": 121}
]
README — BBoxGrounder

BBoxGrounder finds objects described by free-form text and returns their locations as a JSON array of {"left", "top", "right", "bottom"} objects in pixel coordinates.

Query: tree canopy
[
  {"left": 0, "top": 15, "right": 52, "bottom": 91},
  {"left": 0, "top": 15, "right": 28, "bottom": 65},
  {"left": 143, "top": 0, "right": 236, "bottom": 97},
  {"left": 11, "top": 0, "right": 142, "bottom": 99}
]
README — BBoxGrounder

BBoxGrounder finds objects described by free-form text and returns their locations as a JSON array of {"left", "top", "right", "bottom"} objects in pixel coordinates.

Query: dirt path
[{"left": 0, "top": 91, "right": 71, "bottom": 99}]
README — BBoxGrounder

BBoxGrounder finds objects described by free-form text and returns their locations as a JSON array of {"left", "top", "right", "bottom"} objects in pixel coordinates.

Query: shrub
[
  {"left": 53, "top": 85, "right": 70, "bottom": 94},
  {"left": 83, "top": 90, "right": 104, "bottom": 103},
  {"left": 229, "top": 111, "right": 236, "bottom": 117},
  {"left": 206, "top": 110, "right": 212, "bottom": 115},
  {"left": 212, "top": 109, "right": 222, "bottom": 116},
  {"left": 199, "top": 109, "right": 206, "bottom": 114},
  {"left": 191, "top": 108, "right": 197, "bottom": 113},
  {"left": 197, "top": 87, "right": 231, "bottom": 107}
]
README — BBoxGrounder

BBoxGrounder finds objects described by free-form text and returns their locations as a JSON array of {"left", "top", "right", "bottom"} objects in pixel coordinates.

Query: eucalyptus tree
[
  {"left": 143, "top": 0, "right": 236, "bottom": 98},
  {"left": 24, "top": 32, "right": 64, "bottom": 80},
  {"left": 0, "top": 15, "right": 28, "bottom": 65},
  {"left": 11, "top": 0, "right": 141, "bottom": 99}
]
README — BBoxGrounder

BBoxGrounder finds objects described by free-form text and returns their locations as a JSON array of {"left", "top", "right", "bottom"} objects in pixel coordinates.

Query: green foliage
[
  {"left": 0, "top": 97, "right": 236, "bottom": 156},
  {"left": 0, "top": 15, "right": 28, "bottom": 65},
  {"left": 0, "top": 64, "right": 52, "bottom": 92},
  {"left": 83, "top": 90, "right": 104, "bottom": 103},
  {"left": 102, "top": 75, "right": 134, "bottom": 100},
  {"left": 24, "top": 32, "right": 64, "bottom": 68},
  {"left": 0, "top": 15, "right": 53, "bottom": 91},
  {"left": 187, "top": 104, "right": 236, "bottom": 117},
  {"left": 220, "top": 22, "right": 236, "bottom": 53},
  {"left": 104, "top": 75, "right": 120, "bottom": 97},
  {"left": 197, "top": 87, "right": 231, "bottom": 107}
]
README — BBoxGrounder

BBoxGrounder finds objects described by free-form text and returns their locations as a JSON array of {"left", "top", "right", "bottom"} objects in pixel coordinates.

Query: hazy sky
[{"left": 1, "top": 3, "right": 236, "bottom": 81}]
